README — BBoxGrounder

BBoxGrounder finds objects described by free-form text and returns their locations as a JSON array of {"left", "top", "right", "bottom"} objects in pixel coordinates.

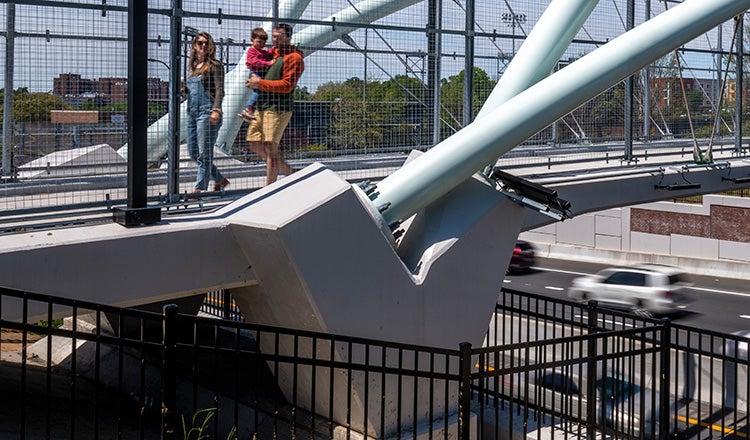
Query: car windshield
[{"left": 604, "top": 271, "right": 645, "bottom": 286}]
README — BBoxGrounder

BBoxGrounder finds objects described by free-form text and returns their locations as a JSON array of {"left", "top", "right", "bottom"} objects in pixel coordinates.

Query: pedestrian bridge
[
  {"left": 1, "top": 153, "right": 748, "bottom": 439},
  {"left": 1, "top": 135, "right": 748, "bottom": 318},
  {"left": 3, "top": 1, "right": 750, "bottom": 438}
]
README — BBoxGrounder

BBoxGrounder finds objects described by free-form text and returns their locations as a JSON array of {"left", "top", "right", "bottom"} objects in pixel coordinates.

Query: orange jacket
[{"left": 257, "top": 46, "right": 304, "bottom": 94}]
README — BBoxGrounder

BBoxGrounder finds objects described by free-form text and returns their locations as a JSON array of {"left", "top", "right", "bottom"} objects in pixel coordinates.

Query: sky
[{"left": 0, "top": 0, "right": 741, "bottom": 94}]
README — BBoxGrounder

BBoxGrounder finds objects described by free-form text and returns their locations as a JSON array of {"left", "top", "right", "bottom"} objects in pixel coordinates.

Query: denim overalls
[{"left": 186, "top": 74, "right": 224, "bottom": 191}]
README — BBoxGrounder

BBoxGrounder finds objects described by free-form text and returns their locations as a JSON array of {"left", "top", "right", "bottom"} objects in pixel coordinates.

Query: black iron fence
[
  {"left": 200, "top": 290, "right": 243, "bottom": 322},
  {"left": 1, "top": 286, "right": 748, "bottom": 439}
]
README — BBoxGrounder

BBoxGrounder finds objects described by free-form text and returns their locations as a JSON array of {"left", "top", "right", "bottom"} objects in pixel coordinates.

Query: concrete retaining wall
[{"left": 522, "top": 194, "right": 750, "bottom": 280}]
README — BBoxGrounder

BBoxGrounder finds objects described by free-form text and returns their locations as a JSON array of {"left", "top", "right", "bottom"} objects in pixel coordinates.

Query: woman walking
[{"left": 185, "top": 31, "right": 229, "bottom": 197}]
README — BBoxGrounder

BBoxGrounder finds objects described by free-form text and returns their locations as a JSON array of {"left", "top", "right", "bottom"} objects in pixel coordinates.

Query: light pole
[
  {"left": 501, "top": 12, "right": 527, "bottom": 57},
  {"left": 147, "top": 58, "right": 169, "bottom": 71}
]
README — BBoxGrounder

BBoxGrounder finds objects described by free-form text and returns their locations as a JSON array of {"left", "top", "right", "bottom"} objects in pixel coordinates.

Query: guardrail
[{"left": 1, "top": 286, "right": 747, "bottom": 439}]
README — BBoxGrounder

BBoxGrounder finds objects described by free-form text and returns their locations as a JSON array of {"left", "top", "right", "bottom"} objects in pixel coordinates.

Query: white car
[{"left": 567, "top": 264, "right": 693, "bottom": 316}]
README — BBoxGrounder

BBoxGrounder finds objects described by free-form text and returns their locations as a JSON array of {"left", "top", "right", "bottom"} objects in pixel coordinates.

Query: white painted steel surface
[
  {"left": 371, "top": 0, "right": 750, "bottom": 227},
  {"left": 475, "top": 0, "right": 599, "bottom": 120}
]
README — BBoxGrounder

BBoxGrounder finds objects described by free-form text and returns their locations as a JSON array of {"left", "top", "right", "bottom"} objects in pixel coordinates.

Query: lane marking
[
  {"left": 740, "top": 315, "right": 750, "bottom": 320},
  {"left": 538, "top": 266, "right": 750, "bottom": 298},
  {"left": 534, "top": 266, "right": 589, "bottom": 276},
  {"left": 676, "top": 415, "right": 746, "bottom": 438},
  {"left": 573, "top": 314, "right": 636, "bottom": 328},
  {"left": 545, "top": 286, "right": 565, "bottom": 291},
  {"left": 690, "top": 286, "right": 750, "bottom": 299}
]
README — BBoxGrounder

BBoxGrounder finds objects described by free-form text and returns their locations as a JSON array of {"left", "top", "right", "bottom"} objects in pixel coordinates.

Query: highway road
[
  {"left": 498, "top": 257, "right": 750, "bottom": 439},
  {"left": 504, "top": 257, "right": 750, "bottom": 335}
]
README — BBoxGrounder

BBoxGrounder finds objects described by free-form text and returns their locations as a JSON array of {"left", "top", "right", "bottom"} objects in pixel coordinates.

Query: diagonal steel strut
[{"left": 370, "top": 0, "right": 750, "bottom": 228}]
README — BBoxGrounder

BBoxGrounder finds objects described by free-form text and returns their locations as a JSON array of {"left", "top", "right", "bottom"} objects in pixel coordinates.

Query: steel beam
[
  {"left": 475, "top": 0, "right": 599, "bottom": 119},
  {"left": 371, "top": 0, "right": 750, "bottom": 227}
]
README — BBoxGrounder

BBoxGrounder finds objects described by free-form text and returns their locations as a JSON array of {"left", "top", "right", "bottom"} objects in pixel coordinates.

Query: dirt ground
[{"left": 0, "top": 328, "right": 161, "bottom": 439}]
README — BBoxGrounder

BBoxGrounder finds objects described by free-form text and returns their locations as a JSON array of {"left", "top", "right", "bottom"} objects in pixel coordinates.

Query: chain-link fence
[{"left": 0, "top": 1, "right": 747, "bottom": 217}]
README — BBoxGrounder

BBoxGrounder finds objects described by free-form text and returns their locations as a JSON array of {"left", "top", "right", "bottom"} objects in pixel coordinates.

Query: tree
[
  {"left": 311, "top": 77, "right": 424, "bottom": 150},
  {"left": 0, "top": 89, "right": 71, "bottom": 122},
  {"left": 378, "top": 74, "right": 427, "bottom": 103},
  {"left": 312, "top": 77, "right": 387, "bottom": 149},
  {"left": 293, "top": 86, "right": 311, "bottom": 101},
  {"left": 439, "top": 67, "right": 496, "bottom": 140},
  {"left": 311, "top": 69, "right": 498, "bottom": 150}
]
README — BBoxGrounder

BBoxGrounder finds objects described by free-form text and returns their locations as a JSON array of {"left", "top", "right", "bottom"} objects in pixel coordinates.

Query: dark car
[{"left": 508, "top": 240, "right": 535, "bottom": 273}]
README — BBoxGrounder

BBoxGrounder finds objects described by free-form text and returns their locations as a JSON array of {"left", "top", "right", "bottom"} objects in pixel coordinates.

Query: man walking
[{"left": 245, "top": 23, "right": 305, "bottom": 185}]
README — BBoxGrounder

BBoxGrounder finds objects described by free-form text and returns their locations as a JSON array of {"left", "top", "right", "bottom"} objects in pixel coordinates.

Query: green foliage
[
  {"left": 0, "top": 88, "right": 71, "bottom": 122},
  {"left": 101, "top": 101, "right": 129, "bottom": 112},
  {"left": 293, "top": 86, "right": 311, "bottom": 101},
  {"left": 331, "top": 98, "right": 388, "bottom": 148},
  {"left": 312, "top": 74, "right": 428, "bottom": 104},
  {"left": 181, "top": 408, "right": 236, "bottom": 440},
  {"left": 438, "top": 67, "right": 496, "bottom": 139},
  {"left": 298, "top": 144, "right": 328, "bottom": 153},
  {"left": 307, "top": 68, "right": 497, "bottom": 149},
  {"left": 313, "top": 77, "right": 363, "bottom": 102},
  {"left": 573, "top": 82, "right": 625, "bottom": 138},
  {"left": 35, "top": 318, "right": 64, "bottom": 328},
  {"left": 380, "top": 75, "right": 427, "bottom": 102},
  {"left": 685, "top": 89, "right": 703, "bottom": 114},
  {"left": 311, "top": 76, "right": 421, "bottom": 150},
  {"left": 79, "top": 101, "right": 96, "bottom": 111},
  {"left": 148, "top": 102, "right": 165, "bottom": 118},
  {"left": 30, "top": 318, "right": 64, "bottom": 337}
]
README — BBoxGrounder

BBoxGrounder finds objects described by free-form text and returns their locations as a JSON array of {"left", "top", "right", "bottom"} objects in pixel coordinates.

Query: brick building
[{"left": 52, "top": 73, "right": 167, "bottom": 107}]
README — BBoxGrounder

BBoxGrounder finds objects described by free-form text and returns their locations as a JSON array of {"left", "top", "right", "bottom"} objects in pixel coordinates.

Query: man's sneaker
[
  {"left": 238, "top": 109, "right": 254, "bottom": 123},
  {"left": 214, "top": 178, "right": 230, "bottom": 192}
]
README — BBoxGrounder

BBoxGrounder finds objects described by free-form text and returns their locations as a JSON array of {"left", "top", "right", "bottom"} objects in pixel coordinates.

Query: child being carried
[{"left": 238, "top": 27, "right": 274, "bottom": 123}]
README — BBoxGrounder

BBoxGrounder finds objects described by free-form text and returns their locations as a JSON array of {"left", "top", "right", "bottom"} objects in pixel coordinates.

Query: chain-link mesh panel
[{"left": 0, "top": 1, "right": 745, "bottom": 217}]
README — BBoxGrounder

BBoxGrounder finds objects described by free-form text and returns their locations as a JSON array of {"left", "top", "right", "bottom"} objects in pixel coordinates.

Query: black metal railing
[
  {"left": 199, "top": 290, "right": 243, "bottom": 321},
  {"left": 1, "top": 286, "right": 748, "bottom": 439}
]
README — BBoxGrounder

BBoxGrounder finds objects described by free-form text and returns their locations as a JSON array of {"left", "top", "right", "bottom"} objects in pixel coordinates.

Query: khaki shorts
[{"left": 246, "top": 110, "right": 293, "bottom": 145}]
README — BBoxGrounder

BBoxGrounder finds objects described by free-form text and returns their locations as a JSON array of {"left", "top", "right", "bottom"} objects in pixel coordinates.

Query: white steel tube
[
  {"left": 475, "top": 0, "right": 599, "bottom": 120},
  {"left": 371, "top": 0, "right": 750, "bottom": 227},
  {"left": 213, "top": 0, "right": 422, "bottom": 157}
]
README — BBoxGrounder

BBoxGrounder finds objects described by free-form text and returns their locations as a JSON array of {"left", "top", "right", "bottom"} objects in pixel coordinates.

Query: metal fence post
[
  {"left": 162, "top": 304, "right": 178, "bottom": 440},
  {"left": 222, "top": 290, "right": 232, "bottom": 320},
  {"left": 458, "top": 342, "right": 472, "bottom": 440},
  {"left": 113, "top": 0, "right": 161, "bottom": 226},
  {"left": 2, "top": 3, "right": 15, "bottom": 179},
  {"left": 659, "top": 318, "right": 672, "bottom": 439},
  {"left": 586, "top": 300, "right": 598, "bottom": 440}
]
